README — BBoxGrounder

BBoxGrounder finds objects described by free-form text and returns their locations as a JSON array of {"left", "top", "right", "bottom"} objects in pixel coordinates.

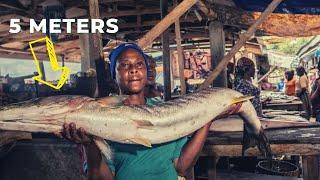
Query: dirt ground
[{"left": 0, "top": 139, "right": 86, "bottom": 180}]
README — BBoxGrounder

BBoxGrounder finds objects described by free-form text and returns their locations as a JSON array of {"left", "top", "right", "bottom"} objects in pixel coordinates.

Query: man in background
[{"left": 144, "top": 55, "right": 163, "bottom": 98}]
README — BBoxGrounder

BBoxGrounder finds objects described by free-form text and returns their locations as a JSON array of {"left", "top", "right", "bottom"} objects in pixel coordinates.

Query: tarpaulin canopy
[{"left": 233, "top": 0, "right": 320, "bottom": 15}]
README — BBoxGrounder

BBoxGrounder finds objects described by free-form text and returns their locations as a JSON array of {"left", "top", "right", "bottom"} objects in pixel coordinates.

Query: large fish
[{"left": 0, "top": 88, "right": 271, "bottom": 159}]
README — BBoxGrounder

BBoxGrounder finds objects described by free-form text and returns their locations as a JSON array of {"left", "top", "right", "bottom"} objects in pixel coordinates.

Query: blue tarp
[{"left": 232, "top": 0, "right": 320, "bottom": 15}]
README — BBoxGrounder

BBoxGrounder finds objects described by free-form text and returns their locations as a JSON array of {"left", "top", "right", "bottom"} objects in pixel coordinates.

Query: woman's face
[
  {"left": 247, "top": 65, "right": 255, "bottom": 78},
  {"left": 184, "top": 52, "right": 190, "bottom": 59},
  {"left": 115, "top": 49, "right": 147, "bottom": 94}
]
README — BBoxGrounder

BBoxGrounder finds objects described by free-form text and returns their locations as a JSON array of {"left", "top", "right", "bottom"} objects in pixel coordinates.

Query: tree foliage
[{"left": 266, "top": 37, "right": 313, "bottom": 55}]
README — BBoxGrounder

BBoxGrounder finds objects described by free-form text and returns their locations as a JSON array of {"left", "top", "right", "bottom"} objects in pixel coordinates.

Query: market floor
[{"left": 0, "top": 138, "right": 85, "bottom": 180}]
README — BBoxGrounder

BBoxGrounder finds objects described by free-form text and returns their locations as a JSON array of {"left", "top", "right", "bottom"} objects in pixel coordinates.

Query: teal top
[{"left": 105, "top": 97, "right": 188, "bottom": 180}]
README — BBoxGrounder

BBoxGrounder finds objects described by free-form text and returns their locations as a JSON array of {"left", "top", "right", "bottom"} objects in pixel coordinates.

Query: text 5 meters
[{"left": 9, "top": 18, "right": 118, "bottom": 34}]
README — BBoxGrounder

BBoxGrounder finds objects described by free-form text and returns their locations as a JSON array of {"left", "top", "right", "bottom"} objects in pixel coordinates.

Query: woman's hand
[
  {"left": 215, "top": 103, "right": 243, "bottom": 119},
  {"left": 55, "top": 123, "right": 93, "bottom": 145}
]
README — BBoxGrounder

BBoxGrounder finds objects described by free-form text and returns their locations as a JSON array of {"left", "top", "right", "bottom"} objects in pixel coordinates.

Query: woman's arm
[
  {"left": 174, "top": 122, "right": 211, "bottom": 176},
  {"left": 85, "top": 143, "right": 114, "bottom": 180},
  {"left": 61, "top": 123, "right": 114, "bottom": 180}
]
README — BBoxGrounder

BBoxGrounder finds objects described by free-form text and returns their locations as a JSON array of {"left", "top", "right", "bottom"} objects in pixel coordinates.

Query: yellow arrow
[{"left": 29, "top": 36, "right": 70, "bottom": 90}]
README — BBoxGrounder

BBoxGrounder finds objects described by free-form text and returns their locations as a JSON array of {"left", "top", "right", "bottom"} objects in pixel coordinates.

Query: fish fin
[
  {"left": 93, "top": 137, "right": 112, "bottom": 160},
  {"left": 132, "top": 120, "right": 154, "bottom": 127},
  {"left": 97, "top": 96, "right": 127, "bottom": 107},
  {"left": 130, "top": 136, "right": 152, "bottom": 147},
  {"left": 232, "top": 96, "right": 254, "bottom": 104}
]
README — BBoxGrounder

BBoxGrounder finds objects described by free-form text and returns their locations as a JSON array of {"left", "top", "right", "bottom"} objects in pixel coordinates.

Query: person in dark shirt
[
  {"left": 233, "top": 57, "right": 262, "bottom": 117},
  {"left": 227, "top": 62, "right": 235, "bottom": 89},
  {"left": 296, "top": 66, "right": 312, "bottom": 120},
  {"left": 311, "top": 62, "right": 320, "bottom": 122}
]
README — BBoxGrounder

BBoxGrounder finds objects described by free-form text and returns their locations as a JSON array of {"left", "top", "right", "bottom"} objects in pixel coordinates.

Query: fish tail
[{"left": 242, "top": 125, "right": 272, "bottom": 159}]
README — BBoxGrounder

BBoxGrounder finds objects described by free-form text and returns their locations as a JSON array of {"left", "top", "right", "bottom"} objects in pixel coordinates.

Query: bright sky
[{"left": 0, "top": 58, "right": 80, "bottom": 80}]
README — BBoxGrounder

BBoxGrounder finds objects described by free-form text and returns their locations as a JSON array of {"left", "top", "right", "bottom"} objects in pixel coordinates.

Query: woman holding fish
[
  {"left": 0, "top": 44, "right": 271, "bottom": 179},
  {"left": 61, "top": 43, "right": 212, "bottom": 180}
]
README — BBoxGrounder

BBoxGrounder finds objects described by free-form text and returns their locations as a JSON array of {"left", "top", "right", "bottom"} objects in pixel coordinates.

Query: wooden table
[
  {"left": 199, "top": 126, "right": 320, "bottom": 180},
  {"left": 263, "top": 101, "right": 303, "bottom": 111}
]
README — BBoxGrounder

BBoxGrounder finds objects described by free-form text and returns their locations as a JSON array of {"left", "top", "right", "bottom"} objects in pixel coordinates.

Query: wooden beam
[
  {"left": 0, "top": 31, "right": 47, "bottom": 44},
  {"left": 0, "top": 46, "right": 62, "bottom": 57},
  {"left": 137, "top": 0, "right": 198, "bottom": 48},
  {"left": 202, "top": 144, "right": 320, "bottom": 157},
  {"left": 174, "top": 1, "right": 186, "bottom": 95},
  {"left": 161, "top": 0, "right": 171, "bottom": 101},
  {"left": 196, "top": 0, "right": 216, "bottom": 19},
  {"left": 257, "top": 66, "right": 277, "bottom": 83},
  {"left": 209, "top": 21, "right": 226, "bottom": 87},
  {"left": 0, "top": 51, "right": 64, "bottom": 62},
  {"left": 101, "top": 8, "right": 164, "bottom": 18},
  {"left": 100, "top": 0, "right": 132, "bottom": 3},
  {"left": 87, "top": 0, "right": 107, "bottom": 98},
  {"left": 25, "top": 36, "right": 79, "bottom": 51},
  {"left": 0, "top": 3, "right": 25, "bottom": 12},
  {"left": 0, "top": 14, "right": 22, "bottom": 23},
  {"left": 118, "top": 17, "right": 197, "bottom": 29},
  {"left": 208, "top": 156, "right": 219, "bottom": 180},
  {"left": 211, "top": 0, "right": 236, "bottom": 7},
  {"left": 198, "top": 0, "right": 284, "bottom": 90}
]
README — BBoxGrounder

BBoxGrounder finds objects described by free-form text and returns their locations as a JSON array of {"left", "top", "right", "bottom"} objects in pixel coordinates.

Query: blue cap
[{"left": 109, "top": 43, "right": 149, "bottom": 79}]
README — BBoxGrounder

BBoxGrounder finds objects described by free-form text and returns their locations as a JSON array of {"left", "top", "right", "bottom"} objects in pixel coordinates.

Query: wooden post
[
  {"left": 137, "top": 0, "right": 198, "bottom": 48},
  {"left": 80, "top": 35, "right": 96, "bottom": 72},
  {"left": 196, "top": 0, "right": 216, "bottom": 19},
  {"left": 208, "top": 156, "right": 219, "bottom": 180},
  {"left": 39, "top": 61, "right": 46, "bottom": 81},
  {"left": 302, "top": 155, "right": 319, "bottom": 180},
  {"left": 174, "top": 1, "right": 186, "bottom": 95},
  {"left": 61, "top": 55, "right": 65, "bottom": 67},
  {"left": 161, "top": 0, "right": 171, "bottom": 101},
  {"left": 79, "top": 0, "right": 104, "bottom": 97},
  {"left": 198, "top": 0, "right": 284, "bottom": 90},
  {"left": 209, "top": 21, "right": 226, "bottom": 87}
]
